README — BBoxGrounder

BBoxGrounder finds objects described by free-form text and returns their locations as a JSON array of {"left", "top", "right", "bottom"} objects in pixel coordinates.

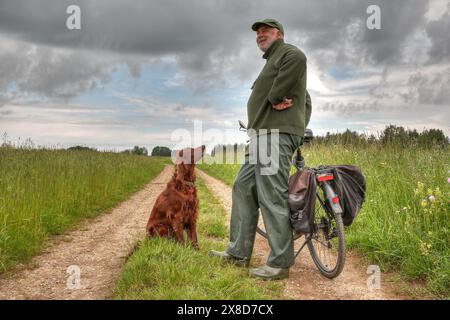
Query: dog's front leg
[
  {"left": 188, "top": 221, "right": 199, "bottom": 250},
  {"left": 172, "top": 220, "right": 185, "bottom": 244}
]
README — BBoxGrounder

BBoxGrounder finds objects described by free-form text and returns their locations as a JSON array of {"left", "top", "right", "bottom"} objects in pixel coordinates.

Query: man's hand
[{"left": 272, "top": 97, "right": 293, "bottom": 111}]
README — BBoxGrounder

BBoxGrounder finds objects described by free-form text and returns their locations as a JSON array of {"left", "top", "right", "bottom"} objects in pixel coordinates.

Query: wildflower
[
  {"left": 420, "top": 199, "right": 427, "bottom": 208},
  {"left": 415, "top": 182, "right": 425, "bottom": 196},
  {"left": 419, "top": 241, "right": 430, "bottom": 256},
  {"left": 399, "top": 206, "right": 408, "bottom": 214},
  {"left": 428, "top": 195, "right": 436, "bottom": 202},
  {"left": 434, "top": 188, "right": 442, "bottom": 197}
]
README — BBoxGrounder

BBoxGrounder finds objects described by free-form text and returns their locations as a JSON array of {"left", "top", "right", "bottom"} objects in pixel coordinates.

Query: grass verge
[
  {"left": 114, "top": 177, "right": 283, "bottom": 300},
  {"left": 0, "top": 147, "right": 169, "bottom": 272},
  {"left": 198, "top": 143, "right": 450, "bottom": 297}
]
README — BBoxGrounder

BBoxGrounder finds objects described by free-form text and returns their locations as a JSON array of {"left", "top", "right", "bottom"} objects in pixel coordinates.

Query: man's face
[{"left": 256, "top": 25, "right": 282, "bottom": 52}]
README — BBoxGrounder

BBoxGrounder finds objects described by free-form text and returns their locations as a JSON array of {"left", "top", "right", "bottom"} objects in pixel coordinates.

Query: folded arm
[{"left": 268, "top": 49, "right": 306, "bottom": 107}]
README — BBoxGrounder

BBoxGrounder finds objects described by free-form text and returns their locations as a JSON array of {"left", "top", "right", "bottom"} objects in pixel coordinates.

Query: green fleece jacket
[{"left": 247, "top": 38, "right": 311, "bottom": 137}]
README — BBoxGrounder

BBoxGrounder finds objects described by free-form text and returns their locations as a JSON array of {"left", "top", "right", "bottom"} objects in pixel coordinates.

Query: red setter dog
[{"left": 146, "top": 145, "right": 205, "bottom": 249}]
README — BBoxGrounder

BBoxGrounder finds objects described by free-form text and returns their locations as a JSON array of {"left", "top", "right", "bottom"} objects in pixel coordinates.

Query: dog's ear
[
  {"left": 172, "top": 146, "right": 205, "bottom": 165},
  {"left": 174, "top": 148, "right": 192, "bottom": 165},
  {"left": 193, "top": 145, "right": 205, "bottom": 163},
  {"left": 171, "top": 149, "right": 184, "bottom": 165}
]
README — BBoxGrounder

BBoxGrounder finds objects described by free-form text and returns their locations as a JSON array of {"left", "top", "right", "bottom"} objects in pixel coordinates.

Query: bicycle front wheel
[{"left": 307, "top": 192, "right": 346, "bottom": 279}]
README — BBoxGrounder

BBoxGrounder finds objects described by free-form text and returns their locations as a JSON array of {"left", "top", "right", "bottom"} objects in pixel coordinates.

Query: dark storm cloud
[
  {"left": 0, "top": 0, "right": 436, "bottom": 65},
  {"left": 0, "top": 0, "right": 254, "bottom": 55},
  {"left": 426, "top": 3, "right": 450, "bottom": 63},
  {"left": 0, "top": 36, "right": 117, "bottom": 99},
  {"left": 0, "top": 0, "right": 449, "bottom": 105},
  {"left": 0, "top": 0, "right": 257, "bottom": 96},
  {"left": 405, "top": 67, "right": 450, "bottom": 105},
  {"left": 358, "top": 0, "right": 429, "bottom": 65},
  {"left": 0, "top": 94, "right": 13, "bottom": 108},
  {"left": 271, "top": 0, "right": 429, "bottom": 66}
]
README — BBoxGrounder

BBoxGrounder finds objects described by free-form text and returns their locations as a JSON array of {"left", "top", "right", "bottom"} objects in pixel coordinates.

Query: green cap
[{"left": 251, "top": 19, "right": 284, "bottom": 35}]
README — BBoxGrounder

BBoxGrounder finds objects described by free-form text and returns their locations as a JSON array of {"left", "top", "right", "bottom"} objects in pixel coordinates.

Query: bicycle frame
[
  {"left": 238, "top": 121, "right": 344, "bottom": 261},
  {"left": 293, "top": 180, "right": 341, "bottom": 258},
  {"left": 292, "top": 145, "right": 345, "bottom": 257}
]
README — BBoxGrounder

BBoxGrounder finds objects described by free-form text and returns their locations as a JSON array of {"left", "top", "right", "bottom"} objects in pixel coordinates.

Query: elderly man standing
[{"left": 210, "top": 19, "right": 312, "bottom": 280}]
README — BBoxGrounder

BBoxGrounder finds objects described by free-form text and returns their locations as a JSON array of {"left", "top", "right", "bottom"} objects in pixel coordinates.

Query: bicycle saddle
[{"left": 303, "top": 128, "right": 313, "bottom": 143}]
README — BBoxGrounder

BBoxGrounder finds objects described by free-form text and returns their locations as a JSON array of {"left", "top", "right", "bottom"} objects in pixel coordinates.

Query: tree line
[
  {"left": 2, "top": 125, "right": 448, "bottom": 154},
  {"left": 314, "top": 125, "right": 449, "bottom": 148}
]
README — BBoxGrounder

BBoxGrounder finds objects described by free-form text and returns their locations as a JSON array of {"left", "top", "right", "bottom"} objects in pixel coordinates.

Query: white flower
[{"left": 428, "top": 195, "right": 436, "bottom": 202}]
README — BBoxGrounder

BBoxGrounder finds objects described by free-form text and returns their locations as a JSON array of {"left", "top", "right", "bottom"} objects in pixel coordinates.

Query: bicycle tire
[{"left": 307, "top": 197, "right": 346, "bottom": 279}]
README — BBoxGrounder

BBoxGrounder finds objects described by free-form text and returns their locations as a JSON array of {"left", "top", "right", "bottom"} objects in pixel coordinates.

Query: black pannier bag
[
  {"left": 288, "top": 169, "right": 316, "bottom": 235},
  {"left": 325, "top": 165, "right": 366, "bottom": 226}
]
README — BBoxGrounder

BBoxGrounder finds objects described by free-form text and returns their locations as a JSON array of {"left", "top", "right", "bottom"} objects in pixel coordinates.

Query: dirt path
[
  {"left": 0, "top": 165, "right": 173, "bottom": 300},
  {"left": 196, "top": 168, "right": 408, "bottom": 300}
]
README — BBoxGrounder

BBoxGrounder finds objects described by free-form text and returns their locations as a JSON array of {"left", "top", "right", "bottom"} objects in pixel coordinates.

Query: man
[{"left": 210, "top": 19, "right": 312, "bottom": 280}]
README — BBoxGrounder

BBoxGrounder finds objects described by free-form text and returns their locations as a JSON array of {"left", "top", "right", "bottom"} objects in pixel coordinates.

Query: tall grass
[
  {"left": 198, "top": 143, "right": 450, "bottom": 296},
  {"left": 114, "top": 178, "right": 283, "bottom": 300},
  {"left": 198, "top": 162, "right": 241, "bottom": 186},
  {"left": 0, "top": 146, "right": 169, "bottom": 272}
]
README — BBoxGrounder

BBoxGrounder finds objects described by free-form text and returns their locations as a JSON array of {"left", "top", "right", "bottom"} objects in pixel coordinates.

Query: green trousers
[{"left": 227, "top": 132, "right": 302, "bottom": 268}]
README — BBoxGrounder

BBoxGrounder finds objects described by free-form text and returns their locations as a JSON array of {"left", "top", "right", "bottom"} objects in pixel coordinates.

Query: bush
[
  {"left": 122, "top": 146, "right": 148, "bottom": 156},
  {"left": 151, "top": 146, "right": 171, "bottom": 156},
  {"left": 67, "top": 145, "right": 97, "bottom": 152}
]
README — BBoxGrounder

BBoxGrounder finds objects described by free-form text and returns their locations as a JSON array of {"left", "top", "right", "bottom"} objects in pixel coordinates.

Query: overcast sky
[{"left": 0, "top": 0, "right": 449, "bottom": 151}]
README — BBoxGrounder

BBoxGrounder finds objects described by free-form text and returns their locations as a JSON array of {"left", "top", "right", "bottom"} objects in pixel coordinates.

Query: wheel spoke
[
  {"left": 260, "top": 180, "right": 346, "bottom": 279},
  {"left": 307, "top": 190, "right": 345, "bottom": 277}
]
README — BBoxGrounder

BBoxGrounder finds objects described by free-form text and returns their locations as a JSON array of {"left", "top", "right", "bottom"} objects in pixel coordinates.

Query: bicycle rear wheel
[{"left": 307, "top": 191, "right": 346, "bottom": 279}]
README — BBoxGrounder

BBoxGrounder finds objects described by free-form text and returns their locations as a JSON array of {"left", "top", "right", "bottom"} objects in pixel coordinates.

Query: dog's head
[{"left": 173, "top": 145, "right": 205, "bottom": 181}]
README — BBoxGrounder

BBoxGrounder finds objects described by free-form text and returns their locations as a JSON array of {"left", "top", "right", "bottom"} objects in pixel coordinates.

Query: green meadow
[
  {"left": 1, "top": 129, "right": 448, "bottom": 298},
  {"left": 198, "top": 142, "right": 450, "bottom": 296},
  {"left": 0, "top": 146, "right": 169, "bottom": 272}
]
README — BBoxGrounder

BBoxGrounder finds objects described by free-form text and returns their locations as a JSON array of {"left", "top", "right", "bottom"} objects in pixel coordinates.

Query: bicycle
[{"left": 239, "top": 120, "right": 346, "bottom": 279}]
